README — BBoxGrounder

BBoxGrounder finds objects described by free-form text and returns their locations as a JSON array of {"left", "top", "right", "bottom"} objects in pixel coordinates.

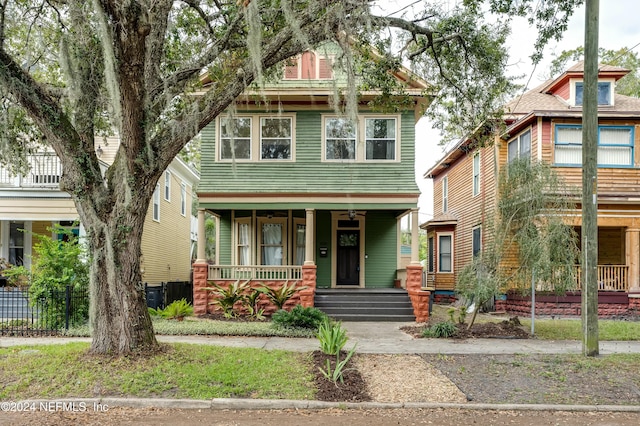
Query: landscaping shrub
[{"left": 271, "top": 305, "right": 328, "bottom": 330}]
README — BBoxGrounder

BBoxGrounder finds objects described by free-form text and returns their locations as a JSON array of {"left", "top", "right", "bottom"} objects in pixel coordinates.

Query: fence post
[{"left": 65, "top": 285, "right": 71, "bottom": 330}]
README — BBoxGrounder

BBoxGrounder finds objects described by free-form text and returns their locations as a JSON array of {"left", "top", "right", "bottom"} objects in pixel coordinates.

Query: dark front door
[{"left": 336, "top": 230, "right": 359, "bottom": 286}]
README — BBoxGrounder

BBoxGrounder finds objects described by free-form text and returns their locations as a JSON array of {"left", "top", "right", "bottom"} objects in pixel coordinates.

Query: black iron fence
[
  {"left": 0, "top": 286, "right": 89, "bottom": 336},
  {"left": 144, "top": 281, "right": 192, "bottom": 310}
]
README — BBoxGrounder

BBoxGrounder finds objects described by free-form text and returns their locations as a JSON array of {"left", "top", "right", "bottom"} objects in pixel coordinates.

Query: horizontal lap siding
[
  {"left": 364, "top": 211, "right": 397, "bottom": 288},
  {"left": 198, "top": 111, "right": 419, "bottom": 195}
]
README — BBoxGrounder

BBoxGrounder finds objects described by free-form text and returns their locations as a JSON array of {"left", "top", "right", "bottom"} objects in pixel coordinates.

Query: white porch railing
[
  {"left": 208, "top": 265, "right": 303, "bottom": 281},
  {"left": 0, "top": 153, "right": 62, "bottom": 188},
  {"left": 574, "top": 265, "right": 629, "bottom": 292}
]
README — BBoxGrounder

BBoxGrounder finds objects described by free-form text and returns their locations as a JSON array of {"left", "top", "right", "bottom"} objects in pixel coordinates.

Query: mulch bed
[
  {"left": 312, "top": 351, "right": 370, "bottom": 402},
  {"left": 401, "top": 317, "right": 531, "bottom": 339}
]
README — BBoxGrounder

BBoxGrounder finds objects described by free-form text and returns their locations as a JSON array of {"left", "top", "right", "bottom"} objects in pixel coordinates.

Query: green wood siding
[
  {"left": 218, "top": 212, "right": 232, "bottom": 265},
  {"left": 198, "top": 110, "right": 419, "bottom": 196},
  {"left": 364, "top": 211, "right": 397, "bottom": 288}
]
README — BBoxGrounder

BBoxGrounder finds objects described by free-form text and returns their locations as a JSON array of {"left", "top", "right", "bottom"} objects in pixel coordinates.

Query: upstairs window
[
  {"left": 472, "top": 152, "right": 480, "bottom": 196},
  {"left": 164, "top": 171, "right": 171, "bottom": 201},
  {"left": 555, "top": 124, "right": 634, "bottom": 167},
  {"left": 284, "top": 51, "right": 332, "bottom": 80},
  {"left": 575, "top": 81, "right": 612, "bottom": 106},
  {"left": 220, "top": 117, "right": 252, "bottom": 160},
  {"left": 365, "top": 118, "right": 396, "bottom": 160},
  {"left": 442, "top": 175, "right": 448, "bottom": 213},
  {"left": 325, "top": 117, "right": 356, "bottom": 160},
  {"left": 153, "top": 184, "right": 160, "bottom": 221},
  {"left": 219, "top": 114, "right": 295, "bottom": 161},
  {"left": 507, "top": 129, "right": 531, "bottom": 163},
  {"left": 180, "top": 182, "right": 187, "bottom": 216}
]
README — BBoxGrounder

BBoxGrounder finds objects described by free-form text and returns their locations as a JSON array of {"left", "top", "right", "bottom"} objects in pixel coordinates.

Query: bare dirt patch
[{"left": 401, "top": 316, "right": 531, "bottom": 339}]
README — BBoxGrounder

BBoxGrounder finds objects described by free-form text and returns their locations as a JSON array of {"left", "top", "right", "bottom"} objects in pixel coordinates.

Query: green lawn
[
  {"left": 521, "top": 318, "right": 640, "bottom": 340},
  {"left": 0, "top": 343, "right": 315, "bottom": 401}
]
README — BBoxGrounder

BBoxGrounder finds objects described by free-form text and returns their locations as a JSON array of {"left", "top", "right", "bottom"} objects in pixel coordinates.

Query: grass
[
  {"left": 63, "top": 317, "right": 316, "bottom": 338},
  {"left": 521, "top": 318, "right": 640, "bottom": 340},
  {"left": 0, "top": 342, "right": 315, "bottom": 400}
]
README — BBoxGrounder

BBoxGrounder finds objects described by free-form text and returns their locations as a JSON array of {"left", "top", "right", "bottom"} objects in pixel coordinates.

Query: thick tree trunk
[{"left": 78, "top": 193, "right": 159, "bottom": 354}]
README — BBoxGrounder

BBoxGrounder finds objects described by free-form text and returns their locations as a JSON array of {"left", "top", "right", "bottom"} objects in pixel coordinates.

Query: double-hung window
[
  {"left": 442, "top": 175, "right": 448, "bottom": 213},
  {"left": 365, "top": 118, "right": 396, "bottom": 160},
  {"left": 152, "top": 184, "right": 160, "bottom": 221},
  {"left": 258, "top": 219, "right": 286, "bottom": 265},
  {"left": 164, "top": 171, "right": 171, "bottom": 201},
  {"left": 438, "top": 234, "right": 452, "bottom": 273},
  {"left": 472, "top": 152, "right": 480, "bottom": 196},
  {"left": 220, "top": 117, "right": 252, "bottom": 160},
  {"left": 325, "top": 117, "right": 356, "bottom": 160},
  {"left": 323, "top": 115, "right": 398, "bottom": 161},
  {"left": 507, "top": 129, "right": 531, "bottom": 163},
  {"left": 260, "top": 118, "right": 292, "bottom": 160},
  {"left": 555, "top": 125, "right": 633, "bottom": 167}
]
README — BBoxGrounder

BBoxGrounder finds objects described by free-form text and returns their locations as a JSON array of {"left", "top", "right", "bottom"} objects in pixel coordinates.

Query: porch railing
[
  {"left": 0, "top": 153, "right": 62, "bottom": 188},
  {"left": 574, "top": 265, "right": 628, "bottom": 292},
  {"left": 208, "top": 265, "right": 303, "bottom": 281}
]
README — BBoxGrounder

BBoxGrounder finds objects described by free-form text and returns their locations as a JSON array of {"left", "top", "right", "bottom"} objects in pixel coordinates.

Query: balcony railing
[
  {"left": 574, "top": 265, "right": 628, "bottom": 292},
  {"left": 208, "top": 265, "right": 303, "bottom": 281},
  {"left": 0, "top": 153, "right": 62, "bottom": 188}
]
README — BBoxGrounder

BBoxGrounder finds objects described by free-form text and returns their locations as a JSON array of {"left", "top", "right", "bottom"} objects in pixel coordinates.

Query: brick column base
[
  {"left": 406, "top": 264, "right": 429, "bottom": 322},
  {"left": 299, "top": 264, "right": 317, "bottom": 308},
  {"left": 192, "top": 262, "right": 209, "bottom": 316}
]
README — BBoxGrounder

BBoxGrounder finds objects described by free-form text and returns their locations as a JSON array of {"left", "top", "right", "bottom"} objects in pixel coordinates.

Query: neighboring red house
[{"left": 423, "top": 62, "right": 640, "bottom": 315}]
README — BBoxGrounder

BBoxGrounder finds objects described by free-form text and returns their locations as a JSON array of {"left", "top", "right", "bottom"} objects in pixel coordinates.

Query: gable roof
[{"left": 426, "top": 62, "right": 640, "bottom": 178}]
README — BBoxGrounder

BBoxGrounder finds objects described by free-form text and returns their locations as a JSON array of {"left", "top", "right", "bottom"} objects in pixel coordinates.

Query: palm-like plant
[
  {"left": 205, "top": 280, "right": 250, "bottom": 318},
  {"left": 257, "top": 281, "right": 306, "bottom": 310}
]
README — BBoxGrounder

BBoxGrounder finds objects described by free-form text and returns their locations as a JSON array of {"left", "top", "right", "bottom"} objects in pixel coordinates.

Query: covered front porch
[{"left": 191, "top": 206, "right": 429, "bottom": 320}]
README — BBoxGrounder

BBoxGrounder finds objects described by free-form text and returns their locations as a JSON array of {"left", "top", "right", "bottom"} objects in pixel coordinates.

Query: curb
[{"left": 13, "top": 398, "right": 640, "bottom": 413}]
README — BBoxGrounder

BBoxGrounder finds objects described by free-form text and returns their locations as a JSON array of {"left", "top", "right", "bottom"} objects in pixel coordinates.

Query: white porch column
[
  {"left": 411, "top": 208, "right": 420, "bottom": 265},
  {"left": 626, "top": 228, "right": 640, "bottom": 292},
  {"left": 196, "top": 208, "right": 206, "bottom": 264},
  {"left": 304, "top": 208, "right": 315, "bottom": 265}
]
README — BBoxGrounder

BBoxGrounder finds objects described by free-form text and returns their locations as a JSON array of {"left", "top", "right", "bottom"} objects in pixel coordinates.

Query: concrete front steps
[{"left": 314, "top": 288, "right": 415, "bottom": 321}]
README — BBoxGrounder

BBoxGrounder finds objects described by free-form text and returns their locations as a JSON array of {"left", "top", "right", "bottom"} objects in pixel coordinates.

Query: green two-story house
[{"left": 192, "top": 48, "right": 432, "bottom": 320}]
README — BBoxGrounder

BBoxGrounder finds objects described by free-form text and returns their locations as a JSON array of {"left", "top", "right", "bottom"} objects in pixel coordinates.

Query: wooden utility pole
[{"left": 582, "top": 0, "right": 599, "bottom": 356}]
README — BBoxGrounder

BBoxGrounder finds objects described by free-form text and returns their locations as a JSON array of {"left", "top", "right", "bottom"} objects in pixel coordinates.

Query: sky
[{"left": 413, "top": 1, "right": 640, "bottom": 223}]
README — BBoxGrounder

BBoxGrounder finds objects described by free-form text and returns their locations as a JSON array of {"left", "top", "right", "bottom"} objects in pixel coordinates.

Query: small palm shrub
[
  {"left": 206, "top": 280, "right": 250, "bottom": 318},
  {"left": 257, "top": 281, "right": 306, "bottom": 310},
  {"left": 271, "top": 305, "right": 328, "bottom": 330},
  {"left": 161, "top": 299, "right": 194, "bottom": 320}
]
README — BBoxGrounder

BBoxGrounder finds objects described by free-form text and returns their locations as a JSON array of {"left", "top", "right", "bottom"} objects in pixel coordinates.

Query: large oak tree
[{"left": 0, "top": 0, "right": 581, "bottom": 354}]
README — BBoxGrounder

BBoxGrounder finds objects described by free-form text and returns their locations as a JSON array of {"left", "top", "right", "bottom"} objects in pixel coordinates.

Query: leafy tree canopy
[{"left": 0, "top": 0, "right": 583, "bottom": 354}]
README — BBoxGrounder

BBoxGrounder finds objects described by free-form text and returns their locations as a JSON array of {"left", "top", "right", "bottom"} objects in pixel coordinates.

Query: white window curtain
[
  {"left": 261, "top": 223, "right": 283, "bottom": 265},
  {"left": 238, "top": 223, "right": 250, "bottom": 265},
  {"left": 295, "top": 224, "right": 306, "bottom": 265}
]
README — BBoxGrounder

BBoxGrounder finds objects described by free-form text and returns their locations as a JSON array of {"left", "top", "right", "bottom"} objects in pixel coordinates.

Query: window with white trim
[
  {"left": 323, "top": 115, "right": 398, "bottom": 162},
  {"left": 153, "top": 184, "right": 160, "bottom": 221},
  {"left": 438, "top": 234, "right": 452, "bottom": 273},
  {"left": 442, "top": 175, "right": 448, "bottom": 213},
  {"left": 427, "top": 236, "right": 434, "bottom": 273},
  {"left": 472, "top": 226, "right": 481, "bottom": 257},
  {"left": 507, "top": 129, "right": 531, "bottom": 163},
  {"left": 554, "top": 124, "right": 634, "bottom": 167},
  {"left": 258, "top": 218, "right": 287, "bottom": 265},
  {"left": 365, "top": 118, "right": 396, "bottom": 160},
  {"left": 575, "top": 81, "right": 612, "bottom": 106},
  {"left": 294, "top": 219, "right": 306, "bottom": 265},
  {"left": 284, "top": 51, "right": 333, "bottom": 80},
  {"left": 180, "top": 182, "right": 187, "bottom": 216},
  {"left": 472, "top": 152, "right": 480, "bottom": 196},
  {"left": 236, "top": 218, "right": 251, "bottom": 265},
  {"left": 219, "top": 115, "right": 295, "bottom": 161},
  {"left": 164, "top": 171, "right": 171, "bottom": 201}
]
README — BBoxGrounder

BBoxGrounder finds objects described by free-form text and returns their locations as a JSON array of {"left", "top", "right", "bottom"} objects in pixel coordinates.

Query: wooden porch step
[{"left": 314, "top": 288, "right": 415, "bottom": 322}]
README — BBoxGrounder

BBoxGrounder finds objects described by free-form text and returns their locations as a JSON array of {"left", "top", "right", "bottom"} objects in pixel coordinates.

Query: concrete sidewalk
[{"left": 2, "top": 321, "right": 640, "bottom": 354}]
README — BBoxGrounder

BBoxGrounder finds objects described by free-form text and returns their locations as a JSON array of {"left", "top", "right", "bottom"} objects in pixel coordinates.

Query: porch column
[
  {"left": 410, "top": 208, "right": 420, "bottom": 265},
  {"left": 626, "top": 228, "right": 640, "bottom": 292},
  {"left": 304, "top": 208, "right": 315, "bottom": 265},
  {"left": 196, "top": 208, "right": 206, "bottom": 263}
]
